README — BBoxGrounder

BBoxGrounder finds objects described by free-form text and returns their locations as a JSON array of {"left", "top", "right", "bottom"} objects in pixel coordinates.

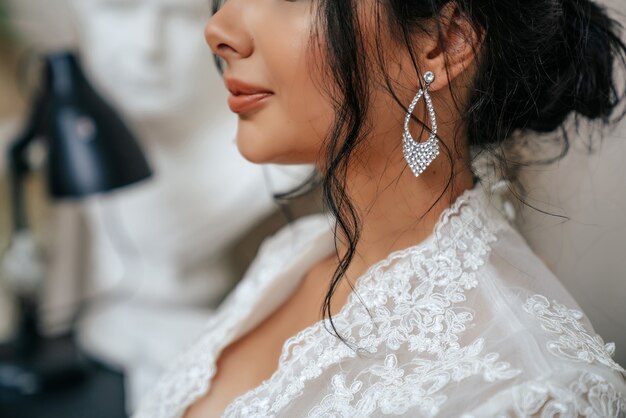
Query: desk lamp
[{"left": 0, "top": 51, "right": 152, "bottom": 397}]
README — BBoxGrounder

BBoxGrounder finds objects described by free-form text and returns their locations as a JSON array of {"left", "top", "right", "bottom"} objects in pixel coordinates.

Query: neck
[{"left": 334, "top": 125, "right": 475, "bottom": 283}]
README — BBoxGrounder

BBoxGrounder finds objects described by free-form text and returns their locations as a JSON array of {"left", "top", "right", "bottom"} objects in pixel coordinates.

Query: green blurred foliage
[{"left": 0, "top": 0, "right": 13, "bottom": 40}]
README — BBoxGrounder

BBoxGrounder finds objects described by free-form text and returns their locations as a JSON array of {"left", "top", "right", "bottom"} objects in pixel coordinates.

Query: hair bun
[
  {"left": 467, "top": 0, "right": 626, "bottom": 146},
  {"left": 525, "top": 0, "right": 626, "bottom": 132}
]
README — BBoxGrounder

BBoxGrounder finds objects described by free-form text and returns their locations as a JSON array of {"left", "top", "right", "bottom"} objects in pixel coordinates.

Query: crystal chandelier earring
[{"left": 402, "top": 71, "right": 440, "bottom": 177}]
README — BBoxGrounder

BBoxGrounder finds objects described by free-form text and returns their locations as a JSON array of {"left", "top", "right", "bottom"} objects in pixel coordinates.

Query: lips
[
  {"left": 225, "top": 78, "right": 273, "bottom": 114},
  {"left": 227, "top": 92, "right": 272, "bottom": 114}
]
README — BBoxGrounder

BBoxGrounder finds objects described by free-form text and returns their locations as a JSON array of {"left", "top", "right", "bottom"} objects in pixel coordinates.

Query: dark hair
[{"left": 212, "top": 0, "right": 626, "bottom": 347}]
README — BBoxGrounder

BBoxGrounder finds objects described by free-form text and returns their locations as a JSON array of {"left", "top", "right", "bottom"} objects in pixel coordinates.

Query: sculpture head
[{"left": 72, "top": 0, "right": 219, "bottom": 119}]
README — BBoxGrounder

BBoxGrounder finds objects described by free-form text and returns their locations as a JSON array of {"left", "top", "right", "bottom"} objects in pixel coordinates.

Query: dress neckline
[
  {"left": 135, "top": 179, "right": 501, "bottom": 418},
  {"left": 337, "top": 179, "right": 489, "bottom": 270},
  {"left": 220, "top": 179, "right": 499, "bottom": 416}
]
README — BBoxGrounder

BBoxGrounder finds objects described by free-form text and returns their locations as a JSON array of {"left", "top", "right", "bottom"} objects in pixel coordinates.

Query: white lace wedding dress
[{"left": 133, "top": 181, "right": 626, "bottom": 418}]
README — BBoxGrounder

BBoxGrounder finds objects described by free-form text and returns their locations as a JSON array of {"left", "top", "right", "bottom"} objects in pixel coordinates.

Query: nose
[
  {"left": 136, "top": 8, "right": 163, "bottom": 61},
  {"left": 204, "top": 1, "right": 253, "bottom": 66}
]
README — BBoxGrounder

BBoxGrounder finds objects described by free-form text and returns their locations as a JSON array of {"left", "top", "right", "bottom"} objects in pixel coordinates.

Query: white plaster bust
[{"left": 69, "top": 0, "right": 278, "bottom": 305}]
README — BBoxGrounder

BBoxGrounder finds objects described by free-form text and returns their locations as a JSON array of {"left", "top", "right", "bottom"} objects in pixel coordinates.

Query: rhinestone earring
[{"left": 402, "top": 71, "right": 440, "bottom": 177}]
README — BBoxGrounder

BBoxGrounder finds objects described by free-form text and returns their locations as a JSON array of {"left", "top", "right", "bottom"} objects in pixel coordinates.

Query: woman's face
[
  {"left": 204, "top": 0, "right": 430, "bottom": 171},
  {"left": 204, "top": 0, "right": 335, "bottom": 165}
]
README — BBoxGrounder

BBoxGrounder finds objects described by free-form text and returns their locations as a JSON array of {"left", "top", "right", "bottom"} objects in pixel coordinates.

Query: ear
[{"left": 419, "top": 2, "right": 483, "bottom": 92}]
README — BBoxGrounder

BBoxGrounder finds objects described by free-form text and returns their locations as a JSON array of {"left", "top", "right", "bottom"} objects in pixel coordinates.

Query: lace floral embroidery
[
  {"left": 461, "top": 371, "right": 626, "bottom": 418},
  {"left": 307, "top": 339, "right": 521, "bottom": 418},
  {"left": 221, "top": 187, "right": 523, "bottom": 418},
  {"left": 512, "top": 371, "right": 625, "bottom": 417},
  {"left": 131, "top": 215, "right": 334, "bottom": 418},
  {"left": 523, "top": 295, "right": 626, "bottom": 374}
]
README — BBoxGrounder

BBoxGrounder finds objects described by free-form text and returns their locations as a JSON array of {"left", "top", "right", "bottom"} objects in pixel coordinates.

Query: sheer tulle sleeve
[{"left": 460, "top": 369, "right": 626, "bottom": 417}]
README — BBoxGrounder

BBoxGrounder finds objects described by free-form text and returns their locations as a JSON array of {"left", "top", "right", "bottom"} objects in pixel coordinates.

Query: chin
[
  {"left": 235, "top": 131, "right": 313, "bottom": 165},
  {"left": 235, "top": 135, "right": 286, "bottom": 164}
]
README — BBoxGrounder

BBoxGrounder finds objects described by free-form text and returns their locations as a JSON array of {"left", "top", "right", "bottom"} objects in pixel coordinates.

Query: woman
[{"left": 134, "top": 0, "right": 626, "bottom": 417}]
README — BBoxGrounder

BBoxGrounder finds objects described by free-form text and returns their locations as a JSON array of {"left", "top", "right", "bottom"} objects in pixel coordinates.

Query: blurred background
[
  {"left": 0, "top": 0, "right": 320, "bottom": 416},
  {"left": 0, "top": 1, "right": 624, "bottom": 418}
]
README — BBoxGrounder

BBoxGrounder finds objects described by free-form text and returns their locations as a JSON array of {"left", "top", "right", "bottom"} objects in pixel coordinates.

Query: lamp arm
[{"left": 7, "top": 91, "right": 46, "bottom": 232}]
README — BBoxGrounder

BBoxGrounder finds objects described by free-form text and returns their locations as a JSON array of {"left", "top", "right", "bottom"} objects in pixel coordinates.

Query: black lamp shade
[{"left": 42, "top": 52, "right": 152, "bottom": 198}]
